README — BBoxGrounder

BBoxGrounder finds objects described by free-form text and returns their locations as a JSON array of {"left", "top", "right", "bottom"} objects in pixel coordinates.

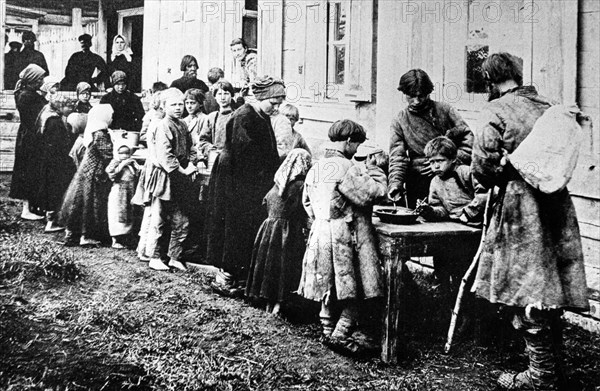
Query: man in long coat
[
  {"left": 18, "top": 31, "right": 49, "bottom": 77},
  {"left": 471, "top": 52, "right": 588, "bottom": 391}
]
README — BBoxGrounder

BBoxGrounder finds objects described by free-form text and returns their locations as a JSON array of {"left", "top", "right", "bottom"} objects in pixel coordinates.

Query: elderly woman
[
  {"left": 31, "top": 94, "right": 77, "bottom": 232},
  {"left": 170, "top": 55, "right": 209, "bottom": 95},
  {"left": 108, "top": 34, "right": 141, "bottom": 93},
  {"left": 60, "top": 104, "right": 115, "bottom": 246},
  {"left": 206, "top": 76, "right": 284, "bottom": 296},
  {"left": 99, "top": 70, "right": 145, "bottom": 132},
  {"left": 9, "top": 64, "right": 48, "bottom": 220}
]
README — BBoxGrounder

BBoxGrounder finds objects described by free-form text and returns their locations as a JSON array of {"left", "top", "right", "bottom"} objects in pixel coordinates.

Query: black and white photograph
[{"left": 0, "top": 0, "right": 599, "bottom": 390}]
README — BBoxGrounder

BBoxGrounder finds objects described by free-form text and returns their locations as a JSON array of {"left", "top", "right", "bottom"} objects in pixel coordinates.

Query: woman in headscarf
[
  {"left": 9, "top": 64, "right": 48, "bottom": 220},
  {"left": 59, "top": 104, "right": 114, "bottom": 246},
  {"left": 108, "top": 34, "right": 141, "bottom": 92},
  {"left": 205, "top": 75, "right": 284, "bottom": 296},
  {"left": 31, "top": 94, "right": 77, "bottom": 232},
  {"left": 245, "top": 149, "right": 312, "bottom": 314}
]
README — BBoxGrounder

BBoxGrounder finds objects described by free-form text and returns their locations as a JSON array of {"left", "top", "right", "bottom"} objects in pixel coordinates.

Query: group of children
[{"left": 18, "top": 66, "right": 486, "bottom": 358}]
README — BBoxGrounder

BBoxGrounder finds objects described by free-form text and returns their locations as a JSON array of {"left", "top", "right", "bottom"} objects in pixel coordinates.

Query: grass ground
[{"left": 1, "top": 174, "right": 599, "bottom": 391}]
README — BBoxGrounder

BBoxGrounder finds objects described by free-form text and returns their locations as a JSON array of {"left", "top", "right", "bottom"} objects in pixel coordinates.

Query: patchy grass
[{"left": 1, "top": 177, "right": 600, "bottom": 390}]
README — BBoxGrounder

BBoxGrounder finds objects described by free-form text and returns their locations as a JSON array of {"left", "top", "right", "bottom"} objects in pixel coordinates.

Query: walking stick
[{"left": 444, "top": 188, "right": 494, "bottom": 354}]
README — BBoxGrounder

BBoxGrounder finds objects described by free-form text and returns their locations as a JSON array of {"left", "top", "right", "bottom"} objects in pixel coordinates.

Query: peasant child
[
  {"left": 298, "top": 119, "right": 387, "bottom": 356},
  {"left": 67, "top": 113, "right": 88, "bottom": 169},
  {"left": 106, "top": 144, "right": 140, "bottom": 249},
  {"left": 140, "top": 81, "right": 168, "bottom": 146},
  {"left": 132, "top": 91, "right": 166, "bottom": 261},
  {"left": 183, "top": 88, "right": 207, "bottom": 148},
  {"left": 279, "top": 103, "right": 311, "bottom": 155},
  {"left": 74, "top": 82, "right": 93, "bottom": 114},
  {"left": 246, "top": 149, "right": 312, "bottom": 315},
  {"left": 197, "top": 80, "right": 236, "bottom": 158},
  {"left": 144, "top": 88, "right": 198, "bottom": 271}
]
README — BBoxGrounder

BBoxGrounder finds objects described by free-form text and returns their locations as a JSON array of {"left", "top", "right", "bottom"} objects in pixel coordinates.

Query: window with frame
[
  {"left": 326, "top": 1, "right": 347, "bottom": 91},
  {"left": 243, "top": 0, "right": 258, "bottom": 50}
]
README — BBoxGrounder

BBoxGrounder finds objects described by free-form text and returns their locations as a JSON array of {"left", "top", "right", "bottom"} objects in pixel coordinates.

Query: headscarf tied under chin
[
  {"left": 15, "top": 64, "right": 45, "bottom": 91},
  {"left": 251, "top": 75, "right": 286, "bottom": 101},
  {"left": 83, "top": 104, "right": 114, "bottom": 147},
  {"left": 111, "top": 34, "right": 133, "bottom": 62},
  {"left": 274, "top": 148, "right": 312, "bottom": 197}
]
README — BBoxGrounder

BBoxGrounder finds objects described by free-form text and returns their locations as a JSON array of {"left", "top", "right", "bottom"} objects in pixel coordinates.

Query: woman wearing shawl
[
  {"left": 206, "top": 76, "right": 284, "bottom": 296},
  {"left": 60, "top": 104, "right": 115, "bottom": 246},
  {"left": 245, "top": 149, "right": 312, "bottom": 314},
  {"left": 9, "top": 64, "right": 48, "bottom": 220},
  {"left": 108, "top": 34, "right": 141, "bottom": 92},
  {"left": 31, "top": 94, "right": 77, "bottom": 232}
]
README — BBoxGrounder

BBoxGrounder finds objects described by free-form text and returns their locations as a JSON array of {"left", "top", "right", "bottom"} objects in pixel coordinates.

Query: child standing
[
  {"left": 144, "top": 88, "right": 198, "bottom": 271},
  {"left": 245, "top": 149, "right": 312, "bottom": 315},
  {"left": 417, "top": 136, "right": 486, "bottom": 312},
  {"left": 197, "top": 80, "right": 236, "bottom": 158},
  {"left": 67, "top": 113, "right": 88, "bottom": 169},
  {"left": 298, "top": 119, "right": 387, "bottom": 355},
  {"left": 106, "top": 145, "right": 140, "bottom": 248},
  {"left": 279, "top": 103, "right": 311, "bottom": 155},
  {"left": 183, "top": 88, "right": 207, "bottom": 149},
  {"left": 140, "top": 81, "right": 168, "bottom": 146}
]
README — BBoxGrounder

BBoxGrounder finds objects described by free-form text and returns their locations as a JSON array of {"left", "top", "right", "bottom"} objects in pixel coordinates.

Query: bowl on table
[{"left": 374, "top": 206, "right": 420, "bottom": 225}]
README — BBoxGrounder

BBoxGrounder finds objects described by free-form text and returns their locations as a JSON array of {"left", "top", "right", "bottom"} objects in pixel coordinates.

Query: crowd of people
[{"left": 7, "top": 31, "right": 590, "bottom": 390}]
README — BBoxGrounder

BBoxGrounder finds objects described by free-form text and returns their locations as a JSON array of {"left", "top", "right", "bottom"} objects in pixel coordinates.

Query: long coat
[
  {"left": 9, "top": 88, "right": 47, "bottom": 201},
  {"left": 60, "top": 129, "right": 113, "bottom": 240},
  {"left": 471, "top": 86, "right": 588, "bottom": 311},
  {"left": 297, "top": 149, "right": 386, "bottom": 302},
  {"left": 205, "top": 103, "right": 280, "bottom": 280},
  {"left": 99, "top": 90, "right": 145, "bottom": 132},
  {"left": 389, "top": 100, "right": 473, "bottom": 207},
  {"left": 31, "top": 109, "right": 76, "bottom": 212},
  {"left": 61, "top": 51, "right": 109, "bottom": 91}
]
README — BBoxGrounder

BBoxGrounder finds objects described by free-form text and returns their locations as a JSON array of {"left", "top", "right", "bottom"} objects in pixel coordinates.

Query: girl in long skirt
[{"left": 245, "top": 149, "right": 312, "bottom": 314}]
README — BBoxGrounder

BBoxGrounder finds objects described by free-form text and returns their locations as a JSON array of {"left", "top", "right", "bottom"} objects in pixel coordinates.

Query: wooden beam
[{"left": 0, "top": 0, "right": 5, "bottom": 91}]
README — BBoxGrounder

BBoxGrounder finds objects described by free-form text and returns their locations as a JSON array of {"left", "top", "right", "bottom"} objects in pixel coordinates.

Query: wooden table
[{"left": 374, "top": 218, "right": 482, "bottom": 364}]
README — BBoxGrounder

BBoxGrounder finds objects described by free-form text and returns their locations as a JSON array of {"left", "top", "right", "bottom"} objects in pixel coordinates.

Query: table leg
[{"left": 381, "top": 251, "right": 406, "bottom": 364}]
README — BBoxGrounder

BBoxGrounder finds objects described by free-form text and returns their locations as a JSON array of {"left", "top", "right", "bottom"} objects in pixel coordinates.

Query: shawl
[
  {"left": 251, "top": 76, "right": 286, "bottom": 100},
  {"left": 83, "top": 104, "right": 114, "bottom": 147},
  {"left": 110, "top": 34, "right": 133, "bottom": 62},
  {"left": 274, "top": 148, "right": 311, "bottom": 196},
  {"left": 15, "top": 64, "right": 45, "bottom": 91}
]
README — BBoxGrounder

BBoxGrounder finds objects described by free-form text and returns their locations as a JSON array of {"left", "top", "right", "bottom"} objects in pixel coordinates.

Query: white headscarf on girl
[
  {"left": 83, "top": 104, "right": 114, "bottom": 147},
  {"left": 111, "top": 34, "right": 133, "bottom": 62},
  {"left": 273, "top": 148, "right": 312, "bottom": 197}
]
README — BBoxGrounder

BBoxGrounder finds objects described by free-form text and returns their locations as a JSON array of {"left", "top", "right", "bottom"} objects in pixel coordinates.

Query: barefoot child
[
  {"left": 144, "top": 88, "right": 198, "bottom": 271},
  {"left": 246, "top": 149, "right": 312, "bottom": 314},
  {"left": 298, "top": 119, "right": 387, "bottom": 355},
  {"left": 106, "top": 144, "right": 140, "bottom": 248}
]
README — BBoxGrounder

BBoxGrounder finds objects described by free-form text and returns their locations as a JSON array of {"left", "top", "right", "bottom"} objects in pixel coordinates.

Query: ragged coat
[
  {"left": 297, "top": 148, "right": 386, "bottom": 302},
  {"left": 471, "top": 86, "right": 588, "bottom": 311}
]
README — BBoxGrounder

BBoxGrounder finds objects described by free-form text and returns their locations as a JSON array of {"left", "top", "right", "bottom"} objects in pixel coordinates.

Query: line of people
[{"left": 8, "top": 50, "right": 589, "bottom": 390}]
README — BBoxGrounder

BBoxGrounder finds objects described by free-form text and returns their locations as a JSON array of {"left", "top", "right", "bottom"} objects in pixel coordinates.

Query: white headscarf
[
  {"left": 83, "top": 104, "right": 114, "bottom": 147},
  {"left": 274, "top": 149, "right": 312, "bottom": 197},
  {"left": 111, "top": 34, "right": 133, "bottom": 62}
]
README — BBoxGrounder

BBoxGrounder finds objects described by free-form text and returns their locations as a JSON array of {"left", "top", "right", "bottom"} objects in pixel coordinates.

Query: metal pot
[{"left": 374, "top": 206, "right": 420, "bottom": 225}]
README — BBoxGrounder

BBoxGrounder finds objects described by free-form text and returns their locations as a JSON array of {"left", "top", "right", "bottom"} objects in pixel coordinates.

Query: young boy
[
  {"left": 183, "top": 88, "right": 207, "bottom": 149},
  {"left": 298, "top": 119, "right": 387, "bottom": 356},
  {"left": 417, "top": 136, "right": 486, "bottom": 311},
  {"left": 144, "top": 88, "right": 198, "bottom": 271},
  {"left": 106, "top": 144, "right": 140, "bottom": 248},
  {"left": 417, "top": 136, "right": 485, "bottom": 224},
  {"left": 279, "top": 103, "right": 311, "bottom": 155},
  {"left": 197, "top": 80, "right": 235, "bottom": 159},
  {"left": 74, "top": 82, "right": 92, "bottom": 113}
]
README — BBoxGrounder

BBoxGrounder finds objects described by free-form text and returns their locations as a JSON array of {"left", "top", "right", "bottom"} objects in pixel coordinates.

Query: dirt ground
[{"left": 1, "top": 175, "right": 600, "bottom": 391}]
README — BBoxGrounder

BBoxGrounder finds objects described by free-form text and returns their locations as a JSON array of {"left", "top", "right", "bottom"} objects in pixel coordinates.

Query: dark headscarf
[{"left": 251, "top": 76, "right": 286, "bottom": 100}]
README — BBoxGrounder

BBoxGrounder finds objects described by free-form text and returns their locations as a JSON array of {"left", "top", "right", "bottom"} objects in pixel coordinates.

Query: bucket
[{"left": 110, "top": 129, "right": 140, "bottom": 152}]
